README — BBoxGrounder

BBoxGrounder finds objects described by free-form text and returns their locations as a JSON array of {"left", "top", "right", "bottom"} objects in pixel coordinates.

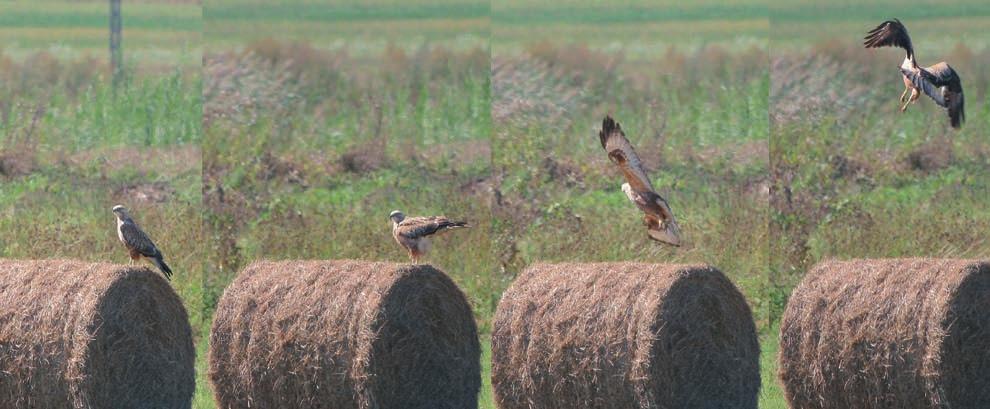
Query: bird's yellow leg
[
  {"left": 900, "top": 89, "right": 918, "bottom": 112},
  {"left": 899, "top": 87, "right": 909, "bottom": 103}
]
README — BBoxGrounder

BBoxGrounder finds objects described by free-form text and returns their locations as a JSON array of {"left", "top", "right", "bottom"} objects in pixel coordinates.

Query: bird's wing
[
  {"left": 120, "top": 222, "right": 161, "bottom": 258},
  {"left": 599, "top": 116, "right": 655, "bottom": 193},
  {"left": 901, "top": 67, "right": 947, "bottom": 106},
  {"left": 926, "top": 62, "right": 965, "bottom": 128},
  {"left": 643, "top": 192, "right": 682, "bottom": 246},
  {"left": 863, "top": 19, "right": 913, "bottom": 56},
  {"left": 396, "top": 216, "right": 466, "bottom": 239}
]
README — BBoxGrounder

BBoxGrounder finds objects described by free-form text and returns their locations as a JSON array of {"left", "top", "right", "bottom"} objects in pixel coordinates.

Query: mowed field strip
[
  {"left": 204, "top": 0, "right": 489, "bottom": 53},
  {"left": 0, "top": 1, "right": 201, "bottom": 64}
]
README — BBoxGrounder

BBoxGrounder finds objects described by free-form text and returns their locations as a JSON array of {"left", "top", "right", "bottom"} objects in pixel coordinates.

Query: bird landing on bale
[
  {"left": 389, "top": 210, "right": 469, "bottom": 263},
  {"left": 864, "top": 19, "right": 965, "bottom": 128}
]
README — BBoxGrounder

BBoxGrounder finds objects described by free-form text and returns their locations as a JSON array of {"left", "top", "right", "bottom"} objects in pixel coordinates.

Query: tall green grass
[
  {"left": 12, "top": 2, "right": 990, "bottom": 408},
  {"left": 768, "top": 6, "right": 990, "bottom": 405},
  {"left": 201, "top": 41, "right": 492, "bottom": 407},
  {"left": 0, "top": 56, "right": 207, "bottom": 403}
]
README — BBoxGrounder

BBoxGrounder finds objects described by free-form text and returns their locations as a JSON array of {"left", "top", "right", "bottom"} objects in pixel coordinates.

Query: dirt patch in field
[
  {"left": 904, "top": 140, "right": 954, "bottom": 174},
  {"left": 65, "top": 144, "right": 200, "bottom": 179},
  {"left": 113, "top": 182, "right": 175, "bottom": 204}
]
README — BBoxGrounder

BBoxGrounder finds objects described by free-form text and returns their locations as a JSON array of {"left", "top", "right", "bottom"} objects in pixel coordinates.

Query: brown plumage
[
  {"left": 599, "top": 115, "right": 681, "bottom": 246},
  {"left": 864, "top": 19, "right": 965, "bottom": 128},
  {"left": 389, "top": 210, "right": 469, "bottom": 263},
  {"left": 112, "top": 205, "right": 172, "bottom": 280}
]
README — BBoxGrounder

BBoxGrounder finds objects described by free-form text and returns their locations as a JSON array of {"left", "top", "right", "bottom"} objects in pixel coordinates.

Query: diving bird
[
  {"left": 864, "top": 19, "right": 965, "bottom": 128},
  {"left": 389, "top": 210, "right": 468, "bottom": 263},
  {"left": 599, "top": 115, "right": 681, "bottom": 246},
  {"left": 112, "top": 205, "right": 172, "bottom": 280}
]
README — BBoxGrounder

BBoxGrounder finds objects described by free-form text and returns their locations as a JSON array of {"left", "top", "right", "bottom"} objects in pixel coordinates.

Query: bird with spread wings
[
  {"left": 599, "top": 115, "right": 681, "bottom": 246},
  {"left": 112, "top": 205, "right": 172, "bottom": 280},
  {"left": 864, "top": 19, "right": 965, "bottom": 128},
  {"left": 389, "top": 210, "right": 469, "bottom": 263}
]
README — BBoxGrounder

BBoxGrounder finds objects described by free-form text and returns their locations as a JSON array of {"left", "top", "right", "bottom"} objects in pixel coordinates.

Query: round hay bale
[
  {"left": 0, "top": 259, "right": 195, "bottom": 409},
  {"left": 208, "top": 260, "right": 481, "bottom": 409},
  {"left": 779, "top": 258, "right": 990, "bottom": 409},
  {"left": 492, "top": 262, "right": 760, "bottom": 409}
]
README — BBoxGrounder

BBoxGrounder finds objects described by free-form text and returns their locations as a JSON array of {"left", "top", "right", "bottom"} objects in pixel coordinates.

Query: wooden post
[{"left": 109, "top": 0, "right": 122, "bottom": 88}]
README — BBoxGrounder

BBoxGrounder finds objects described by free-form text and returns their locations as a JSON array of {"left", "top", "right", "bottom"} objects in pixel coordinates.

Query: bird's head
[
  {"left": 111, "top": 205, "right": 129, "bottom": 219},
  {"left": 389, "top": 210, "right": 405, "bottom": 224}
]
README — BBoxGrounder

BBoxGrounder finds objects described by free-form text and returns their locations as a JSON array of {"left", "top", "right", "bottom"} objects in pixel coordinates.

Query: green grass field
[
  {"left": 493, "top": 0, "right": 773, "bottom": 404},
  {"left": 0, "top": 47, "right": 207, "bottom": 402},
  {"left": 769, "top": 4, "right": 990, "bottom": 406},
  {"left": 4, "top": 0, "right": 990, "bottom": 408}
]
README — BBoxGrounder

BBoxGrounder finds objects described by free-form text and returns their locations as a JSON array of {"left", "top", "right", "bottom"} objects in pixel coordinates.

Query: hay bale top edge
[
  {"left": 235, "top": 259, "right": 448, "bottom": 281},
  {"left": 500, "top": 262, "right": 743, "bottom": 314},
  {"left": 513, "top": 262, "right": 729, "bottom": 290},
  {"left": 0, "top": 258, "right": 168, "bottom": 284},
  {"left": 523, "top": 261, "right": 719, "bottom": 275},
  {"left": 812, "top": 257, "right": 988, "bottom": 269},
  {"left": 804, "top": 258, "right": 989, "bottom": 285},
  {"left": 219, "top": 260, "right": 461, "bottom": 313}
]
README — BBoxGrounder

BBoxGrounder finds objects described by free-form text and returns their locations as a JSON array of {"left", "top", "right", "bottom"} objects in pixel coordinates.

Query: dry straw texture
[
  {"left": 208, "top": 260, "right": 481, "bottom": 409},
  {"left": 779, "top": 258, "right": 990, "bottom": 409},
  {"left": 0, "top": 259, "right": 195, "bottom": 409},
  {"left": 492, "top": 262, "right": 760, "bottom": 409}
]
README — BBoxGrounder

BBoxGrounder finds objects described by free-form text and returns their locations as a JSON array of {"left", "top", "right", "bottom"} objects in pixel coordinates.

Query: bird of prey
[
  {"left": 389, "top": 210, "right": 469, "bottom": 263},
  {"left": 112, "top": 205, "right": 172, "bottom": 280},
  {"left": 864, "top": 19, "right": 965, "bottom": 128},
  {"left": 599, "top": 115, "right": 681, "bottom": 246}
]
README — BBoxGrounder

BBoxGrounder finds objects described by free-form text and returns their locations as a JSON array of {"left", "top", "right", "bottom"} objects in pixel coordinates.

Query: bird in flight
[
  {"left": 112, "top": 205, "right": 172, "bottom": 280},
  {"left": 599, "top": 116, "right": 681, "bottom": 246},
  {"left": 864, "top": 19, "right": 965, "bottom": 128},
  {"left": 389, "top": 210, "right": 469, "bottom": 263}
]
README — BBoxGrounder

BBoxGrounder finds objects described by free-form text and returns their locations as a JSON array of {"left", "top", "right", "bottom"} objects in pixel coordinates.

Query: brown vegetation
[
  {"left": 208, "top": 260, "right": 481, "bottom": 409},
  {"left": 0, "top": 259, "right": 195, "bottom": 409},
  {"left": 492, "top": 262, "right": 760, "bottom": 409},
  {"left": 780, "top": 258, "right": 990, "bottom": 409}
]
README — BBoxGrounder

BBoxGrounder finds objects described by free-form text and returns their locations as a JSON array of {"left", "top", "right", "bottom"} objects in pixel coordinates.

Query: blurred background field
[
  {"left": 0, "top": 0, "right": 205, "bottom": 405},
  {"left": 0, "top": 0, "right": 201, "bottom": 66},
  {"left": 204, "top": 0, "right": 488, "bottom": 56},
  {"left": 18, "top": 1, "right": 989, "bottom": 408},
  {"left": 494, "top": 0, "right": 767, "bottom": 57},
  {"left": 492, "top": 0, "right": 774, "bottom": 405},
  {"left": 771, "top": 2, "right": 990, "bottom": 406},
  {"left": 201, "top": 1, "right": 493, "bottom": 407},
  {"left": 771, "top": 0, "right": 990, "bottom": 302}
]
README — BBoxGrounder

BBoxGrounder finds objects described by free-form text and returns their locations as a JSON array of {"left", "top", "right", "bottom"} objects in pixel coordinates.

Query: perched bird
[
  {"left": 599, "top": 115, "right": 681, "bottom": 246},
  {"left": 389, "top": 210, "right": 468, "bottom": 263},
  {"left": 112, "top": 205, "right": 172, "bottom": 280},
  {"left": 864, "top": 19, "right": 965, "bottom": 128}
]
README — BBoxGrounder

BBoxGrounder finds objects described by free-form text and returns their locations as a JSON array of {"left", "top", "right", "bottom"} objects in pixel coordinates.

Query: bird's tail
[
  {"left": 152, "top": 256, "right": 173, "bottom": 280},
  {"left": 952, "top": 93, "right": 965, "bottom": 129},
  {"left": 648, "top": 217, "right": 682, "bottom": 247},
  {"left": 441, "top": 220, "right": 469, "bottom": 230}
]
